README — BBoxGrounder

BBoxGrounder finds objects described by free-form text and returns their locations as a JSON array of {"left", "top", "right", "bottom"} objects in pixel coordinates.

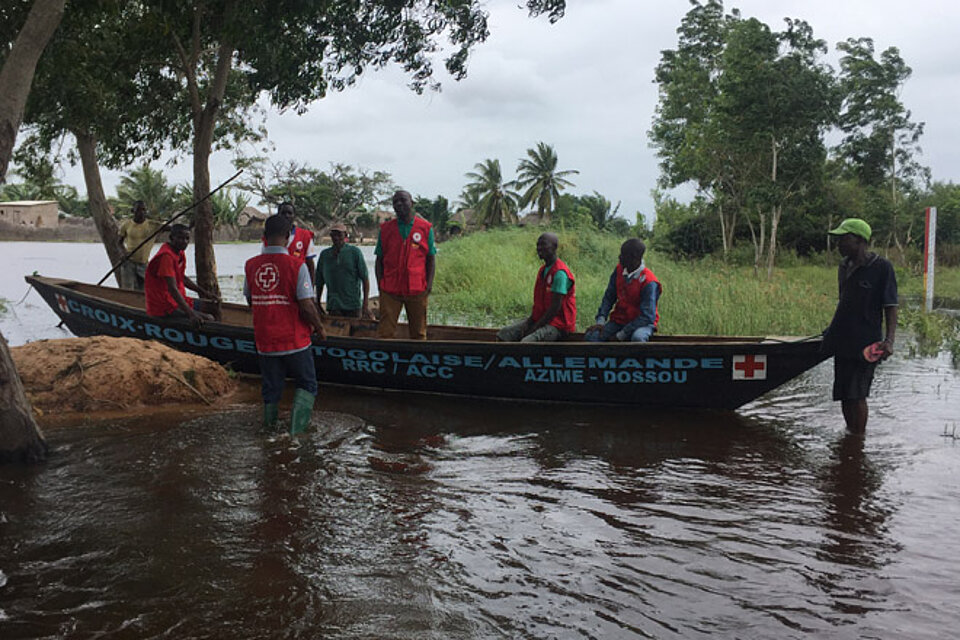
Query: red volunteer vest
[
  {"left": 531, "top": 258, "right": 577, "bottom": 333},
  {"left": 145, "top": 242, "right": 186, "bottom": 316},
  {"left": 378, "top": 216, "right": 433, "bottom": 296},
  {"left": 244, "top": 252, "right": 313, "bottom": 353},
  {"left": 263, "top": 227, "right": 314, "bottom": 266},
  {"left": 609, "top": 264, "right": 661, "bottom": 328}
]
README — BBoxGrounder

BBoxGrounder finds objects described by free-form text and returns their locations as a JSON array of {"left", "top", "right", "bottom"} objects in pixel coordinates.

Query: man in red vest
[
  {"left": 273, "top": 202, "right": 317, "bottom": 283},
  {"left": 144, "top": 224, "right": 216, "bottom": 327},
  {"left": 586, "top": 238, "right": 661, "bottom": 342},
  {"left": 245, "top": 215, "right": 327, "bottom": 435},
  {"left": 497, "top": 232, "right": 577, "bottom": 342},
  {"left": 375, "top": 190, "right": 436, "bottom": 339}
]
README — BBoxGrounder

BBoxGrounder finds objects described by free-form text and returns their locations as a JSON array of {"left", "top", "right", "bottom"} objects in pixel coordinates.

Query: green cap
[{"left": 828, "top": 218, "right": 871, "bottom": 241}]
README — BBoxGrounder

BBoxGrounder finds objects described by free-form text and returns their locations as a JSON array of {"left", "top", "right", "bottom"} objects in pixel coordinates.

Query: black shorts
[{"left": 833, "top": 356, "right": 878, "bottom": 401}]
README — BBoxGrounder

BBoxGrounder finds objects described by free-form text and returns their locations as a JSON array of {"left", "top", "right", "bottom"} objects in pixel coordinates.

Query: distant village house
[{"left": 0, "top": 200, "right": 59, "bottom": 229}]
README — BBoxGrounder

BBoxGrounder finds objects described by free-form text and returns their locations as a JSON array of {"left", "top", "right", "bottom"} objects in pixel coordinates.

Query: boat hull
[{"left": 27, "top": 276, "right": 829, "bottom": 409}]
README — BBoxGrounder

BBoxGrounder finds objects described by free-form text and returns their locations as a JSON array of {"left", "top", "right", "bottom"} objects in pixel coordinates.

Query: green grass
[{"left": 431, "top": 227, "right": 960, "bottom": 341}]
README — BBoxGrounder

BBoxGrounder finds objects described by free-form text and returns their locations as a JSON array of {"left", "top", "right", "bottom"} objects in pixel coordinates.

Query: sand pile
[{"left": 11, "top": 336, "right": 237, "bottom": 413}]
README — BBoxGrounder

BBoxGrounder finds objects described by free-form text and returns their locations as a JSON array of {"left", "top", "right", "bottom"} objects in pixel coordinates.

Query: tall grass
[{"left": 431, "top": 226, "right": 960, "bottom": 339}]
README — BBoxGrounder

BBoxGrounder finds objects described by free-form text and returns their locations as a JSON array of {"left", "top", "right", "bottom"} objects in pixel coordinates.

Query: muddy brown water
[{"left": 2, "top": 243, "right": 960, "bottom": 638}]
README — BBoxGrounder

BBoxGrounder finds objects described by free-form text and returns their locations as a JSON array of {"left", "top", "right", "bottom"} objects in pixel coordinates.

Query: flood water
[{"left": 2, "top": 243, "right": 960, "bottom": 638}]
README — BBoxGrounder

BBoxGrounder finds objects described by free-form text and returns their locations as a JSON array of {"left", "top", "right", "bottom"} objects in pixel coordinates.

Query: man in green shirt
[
  {"left": 118, "top": 200, "right": 163, "bottom": 290},
  {"left": 316, "top": 222, "right": 373, "bottom": 318}
]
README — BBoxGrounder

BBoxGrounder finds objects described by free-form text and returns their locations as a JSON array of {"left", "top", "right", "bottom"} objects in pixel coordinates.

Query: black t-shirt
[{"left": 823, "top": 253, "right": 898, "bottom": 358}]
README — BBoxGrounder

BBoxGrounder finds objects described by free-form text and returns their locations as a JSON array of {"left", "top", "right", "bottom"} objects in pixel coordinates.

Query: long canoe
[{"left": 26, "top": 275, "right": 828, "bottom": 409}]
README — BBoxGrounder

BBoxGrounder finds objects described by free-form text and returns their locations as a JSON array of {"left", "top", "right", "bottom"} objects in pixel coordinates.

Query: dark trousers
[
  {"left": 258, "top": 348, "right": 317, "bottom": 404},
  {"left": 327, "top": 308, "right": 361, "bottom": 318}
]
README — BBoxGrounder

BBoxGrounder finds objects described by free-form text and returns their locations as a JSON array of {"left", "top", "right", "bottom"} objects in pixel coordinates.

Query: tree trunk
[
  {"left": 75, "top": 131, "right": 124, "bottom": 285},
  {"left": 192, "top": 120, "right": 220, "bottom": 297},
  {"left": 766, "top": 205, "right": 781, "bottom": 280},
  {"left": 0, "top": 0, "right": 66, "bottom": 181},
  {"left": 0, "top": 331, "right": 47, "bottom": 464}
]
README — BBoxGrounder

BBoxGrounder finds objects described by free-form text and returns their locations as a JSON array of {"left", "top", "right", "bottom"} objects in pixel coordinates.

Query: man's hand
[
  {"left": 879, "top": 338, "right": 895, "bottom": 361},
  {"left": 586, "top": 323, "right": 603, "bottom": 334},
  {"left": 314, "top": 323, "right": 327, "bottom": 340},
  {"left": 361, "top": 305, "right": 375, "bottom": 321}
]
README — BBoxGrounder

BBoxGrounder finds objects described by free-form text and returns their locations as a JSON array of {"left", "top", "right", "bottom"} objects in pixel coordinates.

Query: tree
[
  {"left": 0, "top": 0, "right": 65, "bottom": 183},
  {"left": 836, "top": 37, "right": 930, "bottom": 249},
  {"left": 236, "top": 157, "right": 394, "bottom": 226},
  {"left": 0, "top": 0, "right": 64, "bottom": 464},
  {"left": 414, "top": 194, "right": 452, "bottom": 236},
  {"left": 580, "top": 191, "right": 621, "bottom": 231},
  {"left": 115, "top": 165, "right": 179, "bottom": 217},
  {"left": 146, "top": 0, "right": 567, "bottom": 299},
  {"left": 463, "top": 159, "right": 520, "bottom": 227},
  {"left": 514, "top": 141, "right": 578, "bottom": 222}
]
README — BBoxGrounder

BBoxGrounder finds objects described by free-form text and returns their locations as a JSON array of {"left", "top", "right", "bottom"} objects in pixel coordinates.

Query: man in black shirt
[{"left": 823, "top": 218, "right": 898, "bottom": 434}]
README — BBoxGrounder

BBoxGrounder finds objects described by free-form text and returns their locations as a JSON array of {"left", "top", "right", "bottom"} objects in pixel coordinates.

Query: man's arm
[
  {"left": 183, "top": 275, "right": 218, "bottom": 301},
  {"left": 615, "top": 282, "right": 659, "bottom": 341},
  {"left": 298, "top": 298, "right": 327, "bottom": 339},
  {"left": 165, "top": 276, "right": 203, "bottom": 324},
  {"left": 375, "top": 254, "right": 384, "bottom": 289},
  {"left": 425, "top": 253, "right": 436, "bottom": 295},
  {"left": 305, "top": 257, "right": 316, "bottom": 285},
  {"left": 881, "top": 306, "right": 898, "bottom": 358},
  {"left": 361, "top": 277, "right": 372, "bottom": 319},
  {"left": 587, "top": 269, "right": 618, "bottom": 333},
  {"left": 526, "top": 293, "right": 563, "bottom": 335}
]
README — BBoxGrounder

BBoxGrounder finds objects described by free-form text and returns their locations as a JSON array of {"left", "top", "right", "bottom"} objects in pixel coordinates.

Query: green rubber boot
[
  {"left": 288, "top": 389, "right": 315, "bottom": 436},
  {"left": 262, "top": 403, "right": 279, "bottom": 431}
]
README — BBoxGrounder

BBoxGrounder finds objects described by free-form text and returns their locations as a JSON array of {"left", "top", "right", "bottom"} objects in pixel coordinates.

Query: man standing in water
[
  {"left": 245, "top": 214, "right": 326, "bottom": 435},
  {"left": 375, "top": 190, "right": 436, "bottom": 339},
  {"left": 823, "top": 218, "right": 898, "bottom": 434},
  {"left": 118, "top": 200, "right": 163, "bottom": 290},
  {"left": 497, "top": 232, "right": 577, "bottom": 342}
]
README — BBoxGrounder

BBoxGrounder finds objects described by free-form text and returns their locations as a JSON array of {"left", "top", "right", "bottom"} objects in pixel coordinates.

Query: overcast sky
[{"left": 58, "top": 0, "right": 960, "bottom": 225}]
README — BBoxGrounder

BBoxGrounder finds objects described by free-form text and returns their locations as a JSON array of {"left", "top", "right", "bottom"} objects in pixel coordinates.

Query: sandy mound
[{"left": 11, "top": 336, "right": 237, "bottom": 413}]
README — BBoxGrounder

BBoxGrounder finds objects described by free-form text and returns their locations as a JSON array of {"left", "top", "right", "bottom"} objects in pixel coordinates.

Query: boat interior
[{"left": 38, "top": 277, "right": 776, "bottom": 345}]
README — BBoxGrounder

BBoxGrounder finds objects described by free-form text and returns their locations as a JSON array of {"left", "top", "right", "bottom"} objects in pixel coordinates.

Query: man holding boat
[
  {"left": 375, "top": 190, "right": 436, "bottom": 340},
  {"left": 117, "top": 200, "right": 163, "bottom": 291},
  {"left": 585, "top": 238, "right": 661, "bottom": 343},
  {"left": 823, "top": 218, "right": 898, "bottom": 434},
  {"left": 497, "top": 232, "right": 577, "bottom": 342},
  {"left": 245, "top": 214, "right": 327, "bottom": 435},
  {"left": 144, "top": 224, "right": 216, "bottom": 327}
]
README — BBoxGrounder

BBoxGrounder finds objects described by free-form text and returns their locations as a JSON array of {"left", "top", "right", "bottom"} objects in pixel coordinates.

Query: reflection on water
[{"left": 2, "top": 351, "right": 959, "bottom": 639}]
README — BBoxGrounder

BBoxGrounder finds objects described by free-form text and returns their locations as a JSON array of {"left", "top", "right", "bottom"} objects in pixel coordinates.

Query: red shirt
[
  {"left": 145, "top": 242, "right": 186, "bottom": 316},
  {"left": 244, "top": 252, "right": 313, "bottom": 353},
  {"left": 378, "top": 216, "right": 433, "bottom": 296},
  {"left": 531, "top": 259, "right": 577, "bottom": 333}
]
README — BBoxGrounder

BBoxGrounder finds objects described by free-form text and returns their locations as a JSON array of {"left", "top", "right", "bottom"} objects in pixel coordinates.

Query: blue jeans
[
  {"left": 585, "top": 321, "right": 654, "bottom": 343},
  {"left": 258, "top": 348, "right": 317, "bottom": 404}
]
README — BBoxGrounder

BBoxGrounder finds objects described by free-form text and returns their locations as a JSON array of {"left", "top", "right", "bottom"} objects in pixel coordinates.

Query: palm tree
[
  {"left": 581, "top": 191, "right": 621, "bottom": 230},
  {"left": 514, "top": 142, "right": 578, "bottom": 222},
  {"left": 463, "top": 159, "right": 520, "bottom": 227},
  {"left": 115, "top": 164, "right": 178, "bottom": 216}
]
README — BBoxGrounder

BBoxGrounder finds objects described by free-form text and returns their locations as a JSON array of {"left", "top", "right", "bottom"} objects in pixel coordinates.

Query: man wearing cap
[
  {"left": 316, "top": 222, "right": 373, "bottom": 319},
  {"left": 823, "top": 218, "right": 898, "bottom": 434},
  {"left": 375, "top": 190, "right": 436, "bottom": 339}
]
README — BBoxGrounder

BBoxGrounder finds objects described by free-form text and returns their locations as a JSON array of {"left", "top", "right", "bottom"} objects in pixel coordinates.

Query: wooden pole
[
  {"left": 923, "top": 207, "right": 937, "bottom": 313},
  {"left": 0, "top": 331, "right": 48, "bottom": 463}
]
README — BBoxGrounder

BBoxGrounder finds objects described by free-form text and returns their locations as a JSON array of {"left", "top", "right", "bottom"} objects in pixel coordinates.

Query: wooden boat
[{"left": 26, "top": 275, "right": 829, "bottom": 409}]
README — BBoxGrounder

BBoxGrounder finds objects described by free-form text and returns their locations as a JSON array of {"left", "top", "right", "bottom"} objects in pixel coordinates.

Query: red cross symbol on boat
[
  {"left": 55, "top": 293, "right": 70, "bottom": 314},
  {"left": 732, "top": 354, "right": 767, "bottom": 380},
  {"left": 255, "top": 264, "right": 280, "bottom": 292}
]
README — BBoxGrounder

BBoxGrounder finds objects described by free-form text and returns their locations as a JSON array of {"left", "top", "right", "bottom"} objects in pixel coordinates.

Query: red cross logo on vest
[
  {"left": 732, "top": 354, "right": 767, "bottom": 380},
  {"left": 412, "top": 231, "right": 422, "bottom": 243},
  {"left": 255, "top": 263, "right": 280, "bottom": 292}
]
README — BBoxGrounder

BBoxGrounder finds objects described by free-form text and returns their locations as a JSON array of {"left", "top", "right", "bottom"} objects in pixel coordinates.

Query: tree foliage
[
  {"left": 463, "top": 159, "right": 519, "bottom": 227},
  {"left": 514, "top": 141, "right": 578, "bottom": 222}
]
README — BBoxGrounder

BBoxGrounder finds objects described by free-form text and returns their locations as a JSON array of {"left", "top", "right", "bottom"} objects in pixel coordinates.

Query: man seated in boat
[
  {"left": 497, "top": 232, "right": 577, "bottom": 342},
  {"left": 585, "top": 238, "right": 661, "bottom": 343},
  {"left": 144, "top": 224, "right": 217, "bottom": 327},
  {"left": 244, "top": 214, "right": 327, "bottom": 435}
]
